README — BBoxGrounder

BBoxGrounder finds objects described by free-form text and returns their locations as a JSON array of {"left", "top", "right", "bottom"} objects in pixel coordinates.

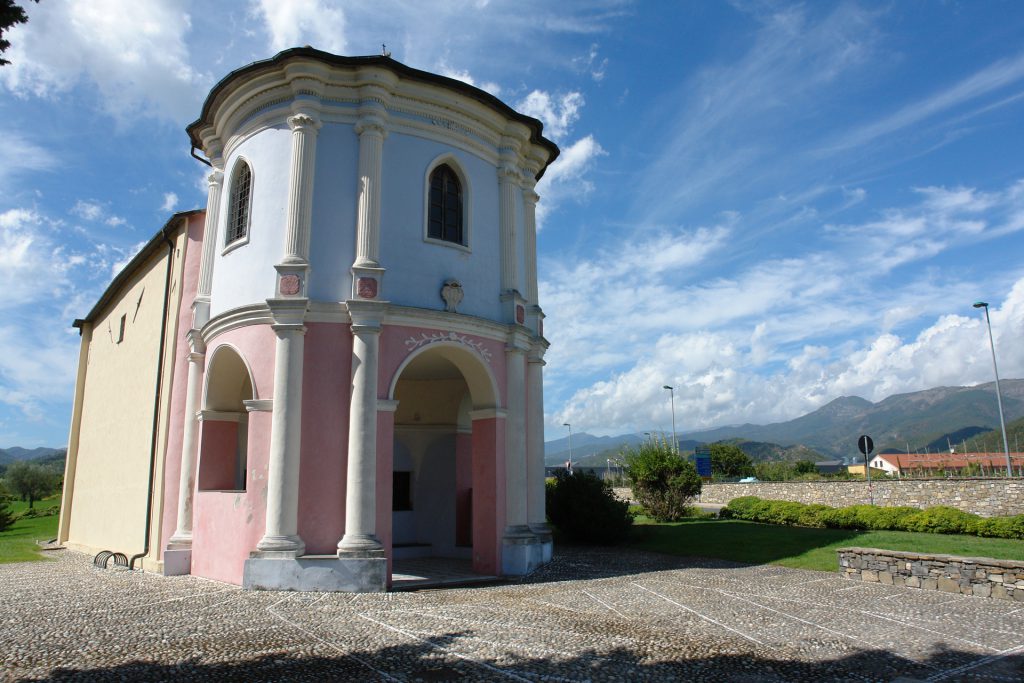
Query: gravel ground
[{"left": 2, "top": 547, "right": 1023, "bottom": 682}]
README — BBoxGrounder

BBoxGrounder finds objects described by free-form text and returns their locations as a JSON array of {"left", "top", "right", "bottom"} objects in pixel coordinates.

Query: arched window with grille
[
  {"left": 427, "top": 164, "right": 464, "bottom": 245},
  {"left": 225, "top": 160, "right": 252, "bottom": 248}
]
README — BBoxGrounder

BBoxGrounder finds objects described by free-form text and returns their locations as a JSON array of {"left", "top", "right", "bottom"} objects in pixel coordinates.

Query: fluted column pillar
[
  {"left": 338, "top": 307, "right": 385, "bottom": 554},
  {"left": 504, "top": 341, "right": 530, "bottom": 537},
  {"left": 498, "top": 158, "right": 520, "bottom": 294},
  {"left": 282, "top": 112, "right": 321, "bottom": 266},
  {"left": 353, "top": 115, "right": 387, "bottom": 269},
  {"left": 257, "top": 301, "right": 308, "bottom": 555},
  {"left": 523, "top": 186, "right": 539, "bottom": 306},
  {"left": 168, "top": 336, "right": 205, "bottom": 548},
  {"left": 527, "top": 347, "right": 550, "bottom": 544}
]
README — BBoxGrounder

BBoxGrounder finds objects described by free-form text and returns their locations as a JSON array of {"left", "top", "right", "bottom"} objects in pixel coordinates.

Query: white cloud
[
  {"left": 535, "top": 135, "right": 606, "bottom": 227},
  {"left": 0, "top": 0, "right": 206, "bottom": 123},
  {"left": 517, "top": 90, "right": 585, "bottom": 141},
  {"left": 0, "top": 132, "right": 57, "bottom": 184},
  {"left": 253, "top": 0, "right": 346, "bottom": 55},
  {"left": 161, "top": 192, "right": 179, "bottom": 213},
  {"left": 71, "top": 199, "right": 128, "bottom": 228},
  {"left": 434, "top": 62, "right": 501, "bottom": 97}
]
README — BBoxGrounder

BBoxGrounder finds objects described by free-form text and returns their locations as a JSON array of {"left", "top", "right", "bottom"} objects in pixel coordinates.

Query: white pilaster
[
  {"left": 498, "top": 151, "right": 520, "bottom": 294},
  {"left": 338, "top": 303, "right": 385, "bottom": 554},
  {"left": 504, "top": 339, "right": 530, "bottom": 538},
  {"left": 353, "top": 114, "right": 388, "bottom": 269},
  {"left": 526, "top": 346, "right": 550, "bottom": 543},
  {"left": 523, "top": 185, "right": 540, "bottom": 306},
  {"left": 282, "top": 111, "right": 321, "bottom": 266},
  {"left": 257, "top": 299, "right": 309, "bottom": 556},
  {"left": 194, "top": 166, "right": 224, "bottom": 328},
  {"left": 167, "top": 334, "right": 205, "bottom": 549}
]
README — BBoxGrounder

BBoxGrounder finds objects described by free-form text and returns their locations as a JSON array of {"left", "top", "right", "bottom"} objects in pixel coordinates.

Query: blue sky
[{"left": 3, "top": 1, "right": 1024, "bottom": 448}]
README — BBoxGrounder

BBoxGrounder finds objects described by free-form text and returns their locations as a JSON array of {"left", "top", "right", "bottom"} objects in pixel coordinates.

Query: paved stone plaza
[{"left": 2, "top": 548, "right": 1022, "bottom": 682}]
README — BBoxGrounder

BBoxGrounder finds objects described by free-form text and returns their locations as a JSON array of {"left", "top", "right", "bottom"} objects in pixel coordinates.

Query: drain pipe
[{"left": 129, "top": 224, "right": 177, "bottom": 570}]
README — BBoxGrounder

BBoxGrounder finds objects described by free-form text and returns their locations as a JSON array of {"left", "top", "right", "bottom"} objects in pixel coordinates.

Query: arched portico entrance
[{"left": 386, "top": 343, "right": 504, "bottom": 577}]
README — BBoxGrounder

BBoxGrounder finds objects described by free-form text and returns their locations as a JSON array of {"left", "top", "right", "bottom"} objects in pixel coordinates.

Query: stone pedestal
[{"left": 243, "top": 555, "right": 387, "bottom": 592}]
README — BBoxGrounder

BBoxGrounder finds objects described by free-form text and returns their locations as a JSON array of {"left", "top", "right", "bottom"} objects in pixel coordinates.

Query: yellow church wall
[{"left": 60, "top": 220, "right": 190, "bottom": 563}]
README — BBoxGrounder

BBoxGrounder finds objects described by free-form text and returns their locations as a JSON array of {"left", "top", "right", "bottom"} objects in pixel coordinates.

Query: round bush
[
  {"left": 546, "top": 470, "right": 633, "bottom": 544},
  {"left": 624, "top": 441, "right": 702, "bottom": 522}
]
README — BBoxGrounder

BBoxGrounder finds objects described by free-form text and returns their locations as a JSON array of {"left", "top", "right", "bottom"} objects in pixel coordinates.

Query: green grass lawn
[
  {"left": 0, "top": 496, "right": 61, "bottom": 564},
  {"left": 628, "top": 517, "right": 1024, "bottom": 572}
]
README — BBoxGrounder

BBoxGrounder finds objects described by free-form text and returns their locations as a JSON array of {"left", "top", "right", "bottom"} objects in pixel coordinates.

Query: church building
[{"left": 58, "top": 48, "right": 558, "bottom": 592}]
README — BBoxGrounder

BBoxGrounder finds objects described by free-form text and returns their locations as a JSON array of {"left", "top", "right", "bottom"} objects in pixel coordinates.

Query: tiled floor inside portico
[{"left": 391, "top": 557, "right": 500, "bottom": 590}]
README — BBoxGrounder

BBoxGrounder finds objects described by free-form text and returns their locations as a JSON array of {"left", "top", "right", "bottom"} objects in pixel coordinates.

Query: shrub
[
  {"left": 624, "top": 439, "right": 702, "bottom": 522},
  {"left": 546, "top": 470, "right": 633, "bottom": 544},
  {"left": 0, "top": 499, "right": 14, "bottom": 533},
  {"left": 905, "top": 506, "right": 978, "bottom": 535},
  {"left": 15, "top": 504, "right": 60, "bottom": 520},
  {"left": 972, "top": 515, "right": 1024, "bottom": 539}
]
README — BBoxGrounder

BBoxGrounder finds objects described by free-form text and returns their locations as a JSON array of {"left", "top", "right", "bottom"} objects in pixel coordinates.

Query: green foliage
[
  {"left": 721, "top": 496, "right": 1024, "bottom": 540},
  {"left": 623, "top": 438, "right": 702, "bottom": 522},
  {"left": 793, "top": 460, "right": 817, "bottom": 475},
  {"left": 545, "top": 470, "right": 633, "bottom": 544},
  {"left": 710, "top": 443, "right": 754, "bottom": 479},
  {"left": 3, "top": 461, "right": 59, "bottom": 508},
  {"left": 14, "top": 504, "right": 59, "bottom": 520},
  {"left": 0, "top": 499, "right": 14, "bottom": 533}
]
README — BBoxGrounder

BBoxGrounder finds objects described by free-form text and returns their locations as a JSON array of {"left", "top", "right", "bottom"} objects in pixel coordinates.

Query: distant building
[
  {"left": 814, "top": 460, "right": 844, "bottom": 475},
  {"left": 58, "top": 48, "right": 558, "bottom": 592},
  {"left": 868, "top": 452, "right": 1024, "bottom": 477}
]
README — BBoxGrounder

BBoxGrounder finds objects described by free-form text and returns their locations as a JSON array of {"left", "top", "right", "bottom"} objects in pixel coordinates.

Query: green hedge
[{"left": 720, "top": 496, "right": 1024, "bottom": 539}]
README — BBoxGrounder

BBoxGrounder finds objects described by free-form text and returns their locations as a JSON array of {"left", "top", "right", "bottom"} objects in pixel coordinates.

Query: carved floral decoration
[
  {"left": 404, "top": 331, "right": 493, "bottom": 365},
  {"left": 441, "top": 279, "right": 464, "bottom": 313},
  {"left": 357, "top": 277, "right": 378, "bottom": 299},
  {"left": 280, "top": 274, "right": 301, "bottom": 296}
]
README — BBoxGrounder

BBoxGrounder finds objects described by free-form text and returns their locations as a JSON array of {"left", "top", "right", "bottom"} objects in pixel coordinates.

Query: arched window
[
  {"left": 225, "top": 160, "right": 252, "bottom": 247},
  {"left": 428, "top": 164, "right": 463, "bottom": 245}
]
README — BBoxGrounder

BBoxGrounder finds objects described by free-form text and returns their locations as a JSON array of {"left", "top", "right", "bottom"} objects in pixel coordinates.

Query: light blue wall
[
  {"left": 379, "top": 133, "right": 503, "bottom": 321},
  {"left": 308, "top": 124, "right": 358, "bottom": 301},
  {"left": 210, "top": 126, "right": 292, "bottom": 318}
]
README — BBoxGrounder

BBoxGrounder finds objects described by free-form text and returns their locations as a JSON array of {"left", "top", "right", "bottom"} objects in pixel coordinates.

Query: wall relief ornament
[
  {"left": 441, "top": 279, "right": 464, "bottom": 313},
  {"left": 279, "top": 274, "right": 301, "bottom": 296},
  {"left": 404, "top": 331, "right": 493, "bottom": 364},
  {"left": 357, "top": 277, "right": 378, "bottom": 299}
]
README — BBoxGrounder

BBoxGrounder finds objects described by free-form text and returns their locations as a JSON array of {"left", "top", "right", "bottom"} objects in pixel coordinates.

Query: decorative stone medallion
[
  {"left": 357, "top": 277, "right": 378, "bottom": 299},
  {"left": 280, "top": 274, "right": 301, "bottom": 296},
  {"left": 516, "top": 305, "right": 525, "bottom": 325},
  {"left": 441, "top": 279, "right": 464, "bottom": 313}
]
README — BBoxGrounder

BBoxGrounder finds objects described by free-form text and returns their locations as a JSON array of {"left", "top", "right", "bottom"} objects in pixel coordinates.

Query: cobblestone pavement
[{"left": 3, "top": 548, "right": 1023, "bottom": 682}]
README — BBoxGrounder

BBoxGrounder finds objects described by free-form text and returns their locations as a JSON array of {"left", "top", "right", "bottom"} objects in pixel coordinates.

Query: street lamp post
[
  {"left": 563, "top": 422, "right": 574, "bottom": 471},
  {"left": 663, "top": 385, "right": 677, "bottom": 454},
  {"left": 974, "top": 301, "right": 1012, "bottom": 477}
]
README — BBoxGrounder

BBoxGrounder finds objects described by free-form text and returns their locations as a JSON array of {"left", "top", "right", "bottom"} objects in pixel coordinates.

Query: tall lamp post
[
  {"left": 563, "top": 422, "right": 574, "bottom": 471},
  {"left": 663, "top": 385, "right": 678, "bottom": 454},
  {"left": 974, "top": 302, "right": 1013, "bottom": 477}
]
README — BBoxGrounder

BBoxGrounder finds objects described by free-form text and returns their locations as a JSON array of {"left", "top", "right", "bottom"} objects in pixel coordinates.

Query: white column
[
  {"left": 498, "top": 159, "right": 520, "bottom": 293},
  {"left": 504, "top": 342, "right": 531, "bottom": 537},
  {"left": 338, "top": 313, "right": 384, "bottom": 553},
  {"left": 523, "top": 186, "right": 539, "bottom": 306},
  {"left": 168, "top": 338, "right": 205, "bottom": 547},
  {"left": 353, "top": 116, "right": 387, "bottom": 269},
  {"left": 526, "top": 348, "right": 549, "bottom": 537},
  {"left": 282, "top": 112, "right": 321, "bottom": 265},
  {"left": 257, "top": 313, "right": 307, "bottom": 555},
  {"left": 194, "top": 167, "right": 224, "bottom": 324}
]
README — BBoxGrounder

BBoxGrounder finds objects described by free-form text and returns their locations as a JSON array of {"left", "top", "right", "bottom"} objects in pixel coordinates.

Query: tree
[
  {"left": 4, "top": 461, "right": 57, "bottom": 508},
  {"left": 710, "top": 443, "right": 754, "bottom": 479},
  {"left": 1, "top": 1, "right": 37, "bottom": 66},
  {"left": 794, "top": 460, "right": 817, "bottom": 475},
  {"left": 546, "top": 470, "right": 633, "bottom": 544},
  {"left": 624, "top": 437, "right": 702, "bottom": 522}
]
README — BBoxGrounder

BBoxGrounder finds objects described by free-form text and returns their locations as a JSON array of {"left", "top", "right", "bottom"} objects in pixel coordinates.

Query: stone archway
[{"left": 387, "top": 343, "right": 503, "bottom": 575}]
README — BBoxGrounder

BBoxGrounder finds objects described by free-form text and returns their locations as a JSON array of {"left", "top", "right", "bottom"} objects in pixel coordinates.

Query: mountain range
[{"left": 545, "top": 379, "right": 1024, "bottom": 464}]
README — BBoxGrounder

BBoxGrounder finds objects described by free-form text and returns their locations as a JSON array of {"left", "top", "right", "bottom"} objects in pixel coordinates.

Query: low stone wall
[
  {"left": 837, "top": 547, "right": 1024, "bottom": 601},
  {"left": 698, "top": 479, "right": 1024, "bottom": 517}
]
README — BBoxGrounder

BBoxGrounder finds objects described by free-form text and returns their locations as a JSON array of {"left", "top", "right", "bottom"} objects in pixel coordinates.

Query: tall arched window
[
  {"left": 225, "top": 160, "right": 252, "bottom": 247},
  {"left": 428, "top": 164, "right": 463, "bottom": 245}
]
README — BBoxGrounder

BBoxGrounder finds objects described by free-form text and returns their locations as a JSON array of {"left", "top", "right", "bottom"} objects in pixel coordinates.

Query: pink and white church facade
[{"left": 60, "top": 48, "right": 558, "bottom": 592}]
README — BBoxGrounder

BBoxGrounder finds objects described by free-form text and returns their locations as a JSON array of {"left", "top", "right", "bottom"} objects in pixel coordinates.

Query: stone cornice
[
  {"left": 244, "top": 399, "right": 274, "bottom": 412},
  {"left": 202, "top": 303, "right": 274, "bottom": 344}
]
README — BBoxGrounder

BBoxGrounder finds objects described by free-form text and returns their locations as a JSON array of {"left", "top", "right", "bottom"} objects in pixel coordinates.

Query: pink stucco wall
[
  {"left": 159, "top": 213, "right": 205, "bottom": 561},
  {"left": 190, "top": 325, "right": 276, "bottom": 584},
  {"left": 196, "top": 420, "right": 239, "bottom": 490},
  {"left": 376, "top": 409, "right": 395, "bottom": 585},
  {"left": 471, "top": 417, "right": 505, "bottom": 575},
  {"left": 455, "top": 433, "right": 472, "bottom": 547},
  {"left": 296, "top": 323, "right": 352, "bottom": 554}
]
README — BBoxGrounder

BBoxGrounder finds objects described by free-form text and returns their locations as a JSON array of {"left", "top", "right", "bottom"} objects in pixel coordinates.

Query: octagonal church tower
[{"left": 162, "top": 48, "right": 558, "bottom": 591}]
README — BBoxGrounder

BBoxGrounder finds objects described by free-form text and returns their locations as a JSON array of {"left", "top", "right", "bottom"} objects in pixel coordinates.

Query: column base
[
  {"left": 530, "top": 523, "right": 554, "bottom": 564},
  {"left": 337, "top": 533, "right": 384, "bottom": 554},
  {"left": 162, "top": 547, "right": 192, "bottom": 576},
  {"left": 243, "top": 555, "right": 387, "bottom": 592},
  {"left": 502, "top": 533, "right": 544, "bottom": 576},
  {"left": 255, "top": 534, "right": 306, "bottom": 557}
]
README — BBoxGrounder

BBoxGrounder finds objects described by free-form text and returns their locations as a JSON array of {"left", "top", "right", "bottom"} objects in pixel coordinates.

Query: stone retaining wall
[
  {"left": 837, "top": 547, "right": 1024, "bottom": 601},
  {"left": 698, "top": 479, "right": 1024, "bottom": 517}
]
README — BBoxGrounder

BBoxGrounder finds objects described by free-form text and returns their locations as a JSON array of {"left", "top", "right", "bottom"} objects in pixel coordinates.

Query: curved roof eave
[{"left": 186, "top": 47, "right": 560, "bottom": 178}]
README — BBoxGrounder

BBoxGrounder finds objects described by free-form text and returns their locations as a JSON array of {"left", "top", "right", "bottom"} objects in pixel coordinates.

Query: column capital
[
  {"left": 267, "top": 297, "right": 309, "bottom": 327},
  {"left": 185, "top": 328, "right": 206, "bottom": 355},
  {"left": 469, "top": 407, "right": 508, "bottom": 421},
  {"left": 347, "top": 299, "right": 387, "bottom": 329},
  {"left": 207, "top": 169, "right": 224, "bottom": 188},
  {"left": 287, "top": 111, "right": 322, "bottom": 132},
  {"left": 377, "top": 399, "right": 400, "bottom": 413},
  {"left": 244, "top": 399, "right": 274, "bottom": 413},
  {"left": 354, "top": 115, "right": 388, "bottom": 138}
]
